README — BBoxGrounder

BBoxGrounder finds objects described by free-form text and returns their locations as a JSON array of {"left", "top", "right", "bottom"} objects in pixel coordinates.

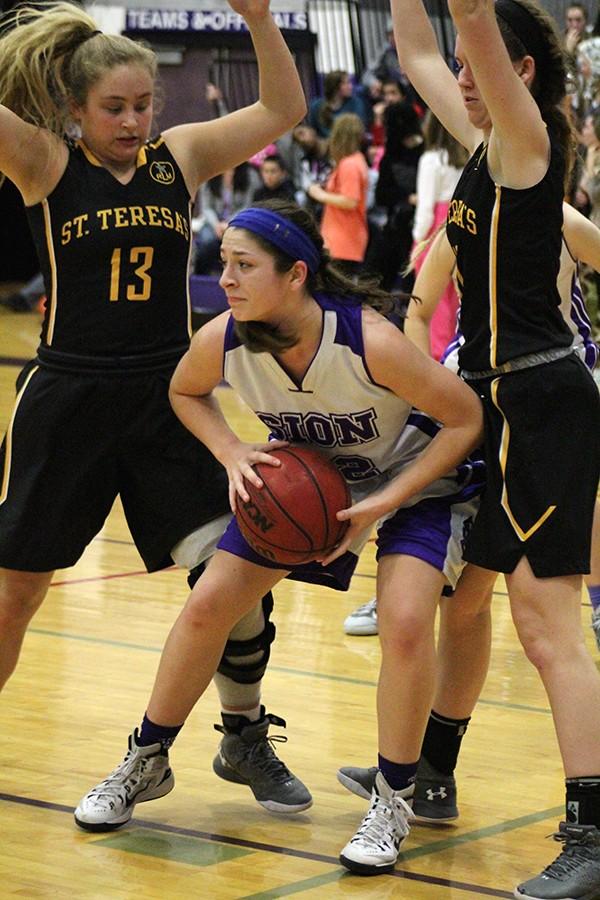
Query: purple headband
[
  {"left": 495, "top": 0, "right": 547, "bottom": 71},
  {"left": 227, "top": 208, "right": 321, "bottom": 274}
]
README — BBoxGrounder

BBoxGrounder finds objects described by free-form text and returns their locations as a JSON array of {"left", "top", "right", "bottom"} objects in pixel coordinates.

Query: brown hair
[
  {"left": 230, "top": 198, "right": 395, "bottom": 354},
  {"left": 318, "top": 69, "right": 348, "bottom": 132},
  {"left": 422, "top": 110, "right": 468, "bottom": 169},
  {"left": 495, "top": 0, "right": 576, "bottom": 183}
]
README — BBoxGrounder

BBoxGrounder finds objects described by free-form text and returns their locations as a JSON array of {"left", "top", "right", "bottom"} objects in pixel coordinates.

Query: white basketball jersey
[{"left": 223, "top": 293, "right": 481, "bottom": 507}]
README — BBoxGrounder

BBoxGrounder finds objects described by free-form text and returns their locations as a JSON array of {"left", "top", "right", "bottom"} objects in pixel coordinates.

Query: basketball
[{"left": 235, "top": 446, "right": 351, "bottom": 566}]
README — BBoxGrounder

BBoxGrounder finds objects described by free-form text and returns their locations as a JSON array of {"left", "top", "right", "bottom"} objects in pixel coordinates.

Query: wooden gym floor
[{"left": 1, "top": 304, "right": 598, "bottom": 899}]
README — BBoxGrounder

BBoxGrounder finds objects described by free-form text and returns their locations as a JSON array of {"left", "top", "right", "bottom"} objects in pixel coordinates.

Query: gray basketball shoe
[
  {"left": 337, "top": 756, "right": 458, "bottom": 824},
  {"left": 514, "top": 822, "right": 600, "bottom": 899},
  {"left": 213, "top": 708, "right": 313, "bottom": 814},
  {"left": 339, "top": 771, "right": 413, "bottom": 875},
  {"left": 74, "top": 730, "right": 174, "bottom": 832}
]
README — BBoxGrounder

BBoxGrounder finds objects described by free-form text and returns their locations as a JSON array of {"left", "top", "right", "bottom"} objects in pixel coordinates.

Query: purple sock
[
  {"left": 588, "top": 585, "right": 600, "bottom": 612},
  {"left": 138, "top": 713, "right": 183, "bottom": 751},
  {"left": 378, "top": 753, "right": 418, "bottom": 791}
]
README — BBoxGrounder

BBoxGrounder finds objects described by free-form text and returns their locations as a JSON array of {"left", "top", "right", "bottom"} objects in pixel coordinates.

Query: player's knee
[{"left": 217, "top": 592, "right": 276, "bottom": 683}]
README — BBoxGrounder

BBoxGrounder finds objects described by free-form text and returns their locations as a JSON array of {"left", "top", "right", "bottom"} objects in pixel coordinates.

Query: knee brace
[{"left": 217, "top": 592, "right": 276, "bottom": 684}]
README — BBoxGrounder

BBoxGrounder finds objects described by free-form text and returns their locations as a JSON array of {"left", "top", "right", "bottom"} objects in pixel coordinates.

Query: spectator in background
[
  {"left": 369, "top": 77, "right": 409, "bottom": 163},
  {"left": 577, "top": 110, "right": 600, "bottom": 331},
  {"left": 362, "top": 18, "right": 424, "bottom": 117},
  {"left": 307, "top": 113, "right": 369, "bottom": 276},
  {"left": 411, "top": 111, "right": 468, "bottom": 359},
  {"left": 252, "top": 154, "right": 296, "bottom": 203},
  {"left": 307, "top": 70, "right": 368, "bottom": 139},
  {"left": 577, "top": 12, "right": 600, "bottom": 112},
  {"left": 367, "top": 98, "right": 423, "bottom": 292},
  {"left": 565, "top": 3, "right": 591, "bottom": 70},
  {"left": 282, "top": 122, "right": 332, "bottom": 214},
  {"left": 193, "top": 163, "right": 260, "bottom": 275}
]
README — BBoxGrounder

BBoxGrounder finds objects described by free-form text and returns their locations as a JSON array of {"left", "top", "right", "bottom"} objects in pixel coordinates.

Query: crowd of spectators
[
  {"left": 4, "top": 8, "right": 600, "bottom": 346},
  {"left": 566, "top": 3, "right": 600, "bottom": 332}
]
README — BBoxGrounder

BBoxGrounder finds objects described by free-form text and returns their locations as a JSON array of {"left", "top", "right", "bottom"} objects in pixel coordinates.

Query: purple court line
[
  {"left": 0, "top": 356, "right": 30, "bottom": 367},
  {"left": 0, "top": 792, "right": 512, "bottom": 897}
]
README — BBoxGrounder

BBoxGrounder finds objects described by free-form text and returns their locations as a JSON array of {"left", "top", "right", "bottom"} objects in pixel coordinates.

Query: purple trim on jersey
[
  {"left": 440, "top": 331, "right": 464, "bottom": 366},
  {"left": 224, "top": 314, "right": 241, "bottom": 353},
  {"left": 376, "top": 497, "right": 455, "bottom": 571},
  {"left": 217, "top": 516, "right": 359, "bottom": 591},
  {"left": 570, "top": 274, "right": 599, "bottom": 370},
  {"left": 406, "top": 411, "right": 441, "bottom": 439},
  {"left": 454, "top": 455, "right": 486, "bottom": 500},
  {"left": 315, "top": 292, "right": 364, "bottom": 356}
]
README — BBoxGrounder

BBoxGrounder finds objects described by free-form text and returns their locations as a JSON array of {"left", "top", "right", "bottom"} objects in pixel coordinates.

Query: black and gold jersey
[
  {"left": 27, "top": 136, "right": 193, "bottom": 359},
  {"left": 446, "top": 137, "right": 573, "bottom": 372}
]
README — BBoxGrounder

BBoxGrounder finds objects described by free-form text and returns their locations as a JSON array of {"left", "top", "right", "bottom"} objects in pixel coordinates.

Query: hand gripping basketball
[{"left": 235, "top": 446, "right": 351, "bottom": 566}]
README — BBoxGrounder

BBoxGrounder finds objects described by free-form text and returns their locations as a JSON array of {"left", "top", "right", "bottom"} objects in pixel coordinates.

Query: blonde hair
[
  {"left": 328, "top": 113, "right": 364, "bottom": 164},
  {"left": 0, "top": 2, "right": 157, "bottom": 137}
]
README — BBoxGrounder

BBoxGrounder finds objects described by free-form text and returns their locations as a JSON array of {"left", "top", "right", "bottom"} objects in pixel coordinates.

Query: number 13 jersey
[{"left": 26, "top": 136, "right": 193, "bottom": 358}]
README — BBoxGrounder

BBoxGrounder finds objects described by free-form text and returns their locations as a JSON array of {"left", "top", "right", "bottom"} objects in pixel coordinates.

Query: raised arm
[
  {"left": 405, "top": 229, "right": 457, "bottom": 356},
  {"left": 164, "top": 0, "right": 306, "bottom": 195},
  {"left": 389, "top": 0, "right": 477, "bottom": 151},
  {"left": 0, "top": 106, "right": 66, "bottom": 204},
  {"left": 449, "top": 0, "right": 549, "bottom": 187}
]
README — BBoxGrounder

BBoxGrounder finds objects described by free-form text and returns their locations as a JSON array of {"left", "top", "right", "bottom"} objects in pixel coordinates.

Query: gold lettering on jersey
[
  {"left": 447, "top": 200, "right": 477, "bottom": 235},
  {"left": 149, "top": 161, "right": 175, "bottom": 184},
  {"left": 146, "top": 205, "right": 161, "bottom": 226},
  {"left": 61, "top": 213, "right": 90, "bottom": 244},
  {"left": 89, "top": 206, "right": 189, "bottom": 239},
  {"left": 113, "top": 207, "right": 130, "bottom": 228},
  {"left": 129, "top": 207, "right": 147, "bottom": 227}
]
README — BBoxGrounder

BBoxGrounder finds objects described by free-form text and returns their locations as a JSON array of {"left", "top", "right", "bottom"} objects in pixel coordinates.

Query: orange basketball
[{"left": 235, "top": 446, "right": 351, "bottom": 566}]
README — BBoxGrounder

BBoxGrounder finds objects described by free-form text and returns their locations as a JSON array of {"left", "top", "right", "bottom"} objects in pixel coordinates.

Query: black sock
[
  {"left": 138, "top": 713, "right": 183, "bottom": 752},
  {"left": 421, "top": 710, "right": 471, "bottom": 776},
  {"left": 566, "top": 777, "right": 600, "bottom": 827}
]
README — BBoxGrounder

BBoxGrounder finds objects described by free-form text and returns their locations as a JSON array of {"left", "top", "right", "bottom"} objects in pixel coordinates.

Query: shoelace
[
  {"left": 352, "top": 794, "right": 412, "bottom": 849},
  {"left": 245, "top": 734, "right": 293, "bottom": 783},
  {"left": 88, "top": 751, "right": 151, "bottom": 802},
  {"left": 352, "top": 599, "right": 377, "bottom": 616},
  {"left": 541, "top": 830, "right": 599, "bottom": 878}
]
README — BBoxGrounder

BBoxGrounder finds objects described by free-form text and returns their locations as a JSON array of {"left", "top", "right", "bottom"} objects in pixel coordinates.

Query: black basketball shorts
[
  {"left": 0, "top": 360, "right": 230, "bottom": 572},
  {"left": 464, "top": 355, "right": 600, "bottom": 577}
]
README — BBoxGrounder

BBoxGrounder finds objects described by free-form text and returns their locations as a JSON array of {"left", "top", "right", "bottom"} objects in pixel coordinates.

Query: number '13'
[{"left": 110, "top": 246, "right": 154, "bottom": 301}]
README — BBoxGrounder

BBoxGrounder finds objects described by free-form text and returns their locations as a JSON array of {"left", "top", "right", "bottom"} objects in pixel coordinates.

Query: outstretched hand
[
  {"left": 227, "top": 0, "right": 271, "bottom": 20},
  {"left": 224, "top": 439, "right": 289, "bottom": 513}
]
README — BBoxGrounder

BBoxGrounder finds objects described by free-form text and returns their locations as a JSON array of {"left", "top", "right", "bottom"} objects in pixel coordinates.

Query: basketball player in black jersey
[
  {"left": 0, "top": 1, "right": 311, "bottom": 820},
  {"left": 335, "top": 0, "right": 600, "bottom": 897}
]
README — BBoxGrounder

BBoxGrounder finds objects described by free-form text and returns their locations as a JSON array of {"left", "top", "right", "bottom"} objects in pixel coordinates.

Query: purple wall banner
[{"left": 126, "top": 9, "right": 308, "bottom": 31}]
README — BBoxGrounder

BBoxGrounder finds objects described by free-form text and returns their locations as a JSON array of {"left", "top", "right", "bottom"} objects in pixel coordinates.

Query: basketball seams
[
  {"left": 235, "top": 446, "right": 350, "bottom": 564},
  {"left": 280, "top": 447, "right": 331, "bottom": 548},
  {"left": 241, "top": 467, "right": 316, "bottom": 550}
]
